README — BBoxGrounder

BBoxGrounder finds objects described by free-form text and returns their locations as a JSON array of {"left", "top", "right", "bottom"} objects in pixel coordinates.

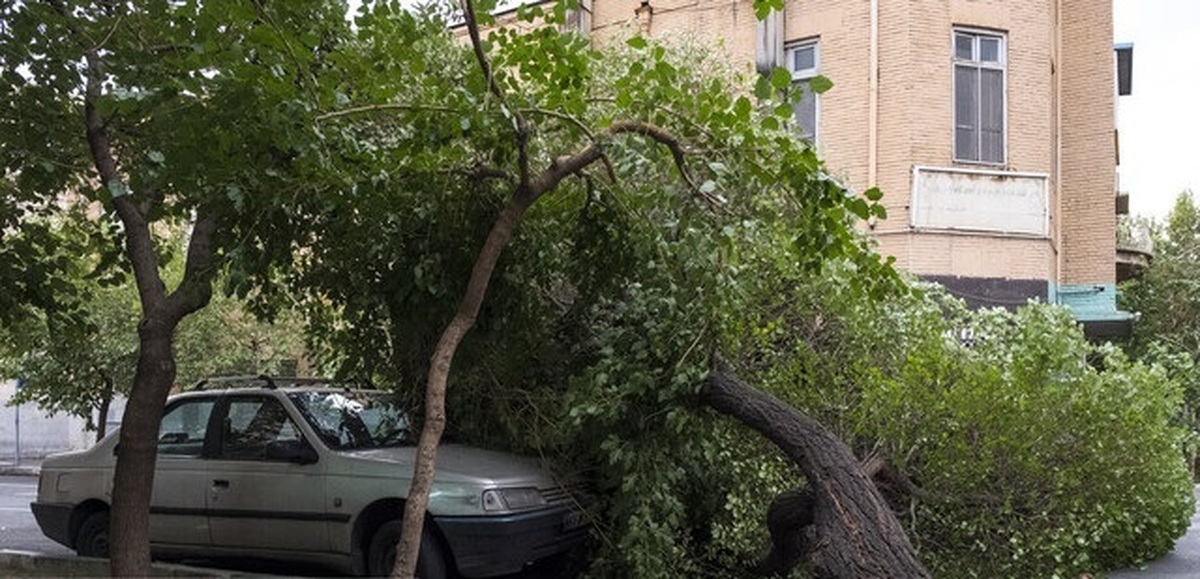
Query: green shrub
[{"left": 757, "top": 278, "right": 1195, "bottom": 577}]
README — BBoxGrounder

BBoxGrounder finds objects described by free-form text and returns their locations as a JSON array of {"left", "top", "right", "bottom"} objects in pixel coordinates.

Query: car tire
[
  {"left": 367, "top": 521, "right": 447, "bottom": 579},
  {"left": 76, "top": 510, "right": 110, "bottom": 558}
]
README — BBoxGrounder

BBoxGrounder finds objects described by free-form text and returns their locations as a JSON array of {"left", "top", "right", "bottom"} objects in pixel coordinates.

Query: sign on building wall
[{"left": 911, "top": 166, "right": 1049, "bottom": 236}]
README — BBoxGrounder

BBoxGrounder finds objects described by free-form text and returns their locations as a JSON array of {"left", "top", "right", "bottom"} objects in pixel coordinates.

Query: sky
[{"left": 1113, "top": 0, "right": 1200, "bottom": 219}]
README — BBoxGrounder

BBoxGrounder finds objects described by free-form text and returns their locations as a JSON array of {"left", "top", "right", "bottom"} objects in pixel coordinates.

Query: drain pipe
[
  {"left": 869, "top": 0, "right": 879, "bottom": 189},
  {"left": 755, "top": 3, "right": 785, "bottom": 75}
]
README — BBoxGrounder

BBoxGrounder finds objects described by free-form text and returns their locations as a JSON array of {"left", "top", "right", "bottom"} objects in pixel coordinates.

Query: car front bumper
[
  {"left": 30, "top": 502, "right": 74, "bottom": 548},
  {"left": 433, "top": 507, "right": 587, "bottom": 578}
]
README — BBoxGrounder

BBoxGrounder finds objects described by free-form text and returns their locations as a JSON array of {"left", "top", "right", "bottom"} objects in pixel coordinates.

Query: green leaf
[
  {"left": 865, "top": 187, "right": 884, "bottom": 202},
  {"left": 753, "top": 0, "right": 784, "bottom": 19},
  {"left": 847, "top": 197, "right": 870, "bottom": 219},
  {"left": 769, "top": 67, "right": 792, "bottom": 91},
  {"left": 809, "top": 75, "right": 834, "bottom": 94},
  {"left": 754, "top": 75, "right": 774, "bottom": 100},
  {"left": 734, "top": 96, "right": 752, "bottom": 119},
  {"left": 627, "top": 36, "right": 648, "bottom": 50}
]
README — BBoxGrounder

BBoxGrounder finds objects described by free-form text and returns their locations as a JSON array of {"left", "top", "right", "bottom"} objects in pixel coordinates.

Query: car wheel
[
  {"left": 367, "top": 521, "right": 447, "bottom": 579},
  {"left": 76, "top": 510, "right": 110, "bottom": 558}
]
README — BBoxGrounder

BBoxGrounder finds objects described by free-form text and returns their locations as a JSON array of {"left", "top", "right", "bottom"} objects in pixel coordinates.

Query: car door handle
[{"left": 212, "top": 479, "right": 230, "bottom": 489}]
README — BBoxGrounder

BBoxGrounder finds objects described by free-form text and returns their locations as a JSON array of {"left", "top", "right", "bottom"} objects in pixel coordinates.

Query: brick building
[{"left": 496, "top": 0, "right": 1134, "bottom": 337}]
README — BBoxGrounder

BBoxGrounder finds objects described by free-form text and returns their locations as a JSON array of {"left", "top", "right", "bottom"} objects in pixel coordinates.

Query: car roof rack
[{"left": 190, "top": 374, "right": 337, "bottom": 391}]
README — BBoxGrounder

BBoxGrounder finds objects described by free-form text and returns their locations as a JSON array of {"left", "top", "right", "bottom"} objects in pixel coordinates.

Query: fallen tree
[{"left": 702, "top": 358, "right": 930, "bottom": 578}]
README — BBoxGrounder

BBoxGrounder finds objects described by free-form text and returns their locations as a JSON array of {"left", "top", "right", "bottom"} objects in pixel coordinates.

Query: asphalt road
[{"left": 0, "top": 475, "right": 73, "bottom": 556}]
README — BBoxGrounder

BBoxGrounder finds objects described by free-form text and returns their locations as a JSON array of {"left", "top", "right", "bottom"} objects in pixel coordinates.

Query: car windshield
[{"left": 288, "top": 390, "right": 413, "bottom": 450}]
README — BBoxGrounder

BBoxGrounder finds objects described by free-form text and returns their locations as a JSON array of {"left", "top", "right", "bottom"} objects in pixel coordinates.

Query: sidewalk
[
  {"left": 0, "top": 459, "right": 40, "bottom": 477},
  {"left": 0, "top": 551, "right": 276, "bottom": 577}
]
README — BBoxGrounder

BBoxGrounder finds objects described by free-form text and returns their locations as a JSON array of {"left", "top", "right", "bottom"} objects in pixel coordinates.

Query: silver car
[{"left": 30, "top": 378, "right": 586, "bottom": 577}]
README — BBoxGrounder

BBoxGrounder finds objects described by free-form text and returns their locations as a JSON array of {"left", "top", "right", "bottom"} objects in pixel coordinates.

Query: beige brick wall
[
  {"left": 591, "top": 0, "right": 760, "bottom": 63},
  {"left": 1059, "top": 0, "right": 1116, "bottom": 286},
  {"left": 874, "top": 231, "right": 1054, "bottom": 280},
  {"left": 554, "top": 0, "right": 1113, "bottom": 288}
]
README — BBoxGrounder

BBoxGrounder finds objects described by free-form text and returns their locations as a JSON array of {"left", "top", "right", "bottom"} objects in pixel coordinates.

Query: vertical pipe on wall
[
  {"left": 869, "top": 0, "right": 879, "bottom": 189},
  {"left": 1052, "top": 0, "right": 1063, "bottom": 298},
  {"left": 755, "top": 6, "right": 785, "bottom": 75}
]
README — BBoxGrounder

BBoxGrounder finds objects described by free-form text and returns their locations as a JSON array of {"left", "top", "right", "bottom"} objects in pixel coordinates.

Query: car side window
[
  {"left": 158, "top": 398, "right": 215, "bottom": 456},
  {"left": 220, "top": 396, "right": 303, "bottom": 461}
]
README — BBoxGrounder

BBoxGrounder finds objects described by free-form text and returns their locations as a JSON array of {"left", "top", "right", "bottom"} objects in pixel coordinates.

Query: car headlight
[{"left": 481, "top": 487, "right": 548, "bottom": 512}]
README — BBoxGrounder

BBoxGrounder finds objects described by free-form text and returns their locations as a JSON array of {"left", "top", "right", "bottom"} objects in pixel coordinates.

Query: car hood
[{"left": 342, "top": 444, "right": 555, "bottom": 487}]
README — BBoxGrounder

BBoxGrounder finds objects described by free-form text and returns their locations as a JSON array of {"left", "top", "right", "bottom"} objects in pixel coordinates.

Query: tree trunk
[
  {"left": 701, "top": 359, "right": 929, "bottom": 579},
  {"left": 392, "top": 200, "right": 533, "bottom": 578},
  {"left": 109, "top": 317, "right": 178, "bottom": 576},
  {"left": 95, "top": 377, "right": 113, "bottom": 443}
]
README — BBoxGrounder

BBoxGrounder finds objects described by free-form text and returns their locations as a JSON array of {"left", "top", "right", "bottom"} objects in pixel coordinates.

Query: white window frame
[
  {"left": 952, "top": 28, "right": 1007, "bottom": 165},
  {"left": 786, "top": 39, "right": 820, "bottom": 142}
]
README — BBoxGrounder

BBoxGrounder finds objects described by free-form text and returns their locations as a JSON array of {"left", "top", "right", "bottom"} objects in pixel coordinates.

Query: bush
[{"left": 754, "top": 277, "right": 1195, "bottom": 577}]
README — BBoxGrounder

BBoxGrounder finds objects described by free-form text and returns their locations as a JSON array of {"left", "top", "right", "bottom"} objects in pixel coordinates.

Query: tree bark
[
  {"left": 95, "top": 376, "right": 113, "bottom": 443},
  {"left": 389, "top": 115, "right": 704, "bottom": 576},
  {"left": 392, "top": 197, "right": 535, "bottom": 578},
  {"left": 53, "top": 4, "right": 221, "bottom": 572},
  {"left": 701, "top": 359, "right": 930, "bottom": 579},
  {"left": 109, "top": 317, "right": 175, "bottom": 575}
]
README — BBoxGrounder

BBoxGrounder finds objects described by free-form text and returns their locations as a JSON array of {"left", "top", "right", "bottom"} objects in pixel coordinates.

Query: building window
[
  {"left": 954, "top": 29, "right": 1005, "bottom": 164},
  {"left": 787, "top": 40, "right": 819, "bottom": 141}
]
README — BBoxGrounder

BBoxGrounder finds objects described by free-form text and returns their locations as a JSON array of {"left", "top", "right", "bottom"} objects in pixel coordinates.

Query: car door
[
  {"left": 205, "top": 394, "right": 331, "bottom": 552},
  {"left": 150, "top": 396, "right": 217, "bottom": 547}
]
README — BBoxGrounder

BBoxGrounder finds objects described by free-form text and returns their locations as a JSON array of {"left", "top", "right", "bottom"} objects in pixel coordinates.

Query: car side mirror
[{"left": 264, "top": 439, "right": 319, "bottom": 465}]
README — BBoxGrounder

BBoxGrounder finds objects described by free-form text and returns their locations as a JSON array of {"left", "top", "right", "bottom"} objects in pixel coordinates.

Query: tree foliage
[
  {"left": 1, "top": 0, "right": 350, "bottom": 573},
  {"left": 1120, "top": 190, "right": 1200, "bottom": 479},
  {"left": 742, "top": 270, "right": 1194, "bottom": 577},
  {"left": 0, "top": 214, "right": 307, "bottom": 440},
  {"left": 5, "top": 1, "right": 1180, "bottom": 577},
  {"left": 272, "top": 3, "right": 903, "bottom": 574}
]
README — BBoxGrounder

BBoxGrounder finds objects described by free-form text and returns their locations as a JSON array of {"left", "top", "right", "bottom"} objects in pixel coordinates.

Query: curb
[
  {"left": 0, "top": 551, "right": 274, "bottom": 577},
  {"left": 0, "top": 465, "right": 40, "bottom": 477}
]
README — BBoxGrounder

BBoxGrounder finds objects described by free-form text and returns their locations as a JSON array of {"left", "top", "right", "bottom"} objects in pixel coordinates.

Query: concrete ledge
[
  {"left": 0, "top": 551, "right": 272, "bottom": 577},
  {"left": 0, "top": 464, "right": 40, "bottom": 477}
]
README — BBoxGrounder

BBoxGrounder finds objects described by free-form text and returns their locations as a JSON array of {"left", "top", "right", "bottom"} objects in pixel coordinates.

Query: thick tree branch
[
  {"left": 48, "top": 0, "right": 165, "bottom": 314},
  {"left": 702, "top": 358, "right": 930, "bottom": 578},
  {"left": 393, "top": 195, "right": 533, "bottom": 578},
  {"left": 161, "top": 212, "right": 218, "bottom": 322},
  {"left": 521, "top": 107, "right": 618, "bottom": 182},
  {"left": 314, "top": 103, "right": 458, "bottom": 122},
  {"left": 529, "top": 119, "right": 718, "bottom": 207}
]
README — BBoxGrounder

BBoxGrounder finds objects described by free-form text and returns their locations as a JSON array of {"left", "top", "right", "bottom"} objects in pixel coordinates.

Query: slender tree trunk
[
  {"left": 55, "top": 3, "right": 221, "bottom": 571},
  {"left": 392, "top": 200, "right": 532, "bottom": 578},
  {"left": 109, "top": 317, "right": 177, "bottom": 575},
  {"left": 701, "top": 359, "right": 929, "bottom": 578},
  {"left": 95, "top": 377, "right": 113, "bottom": 443}
]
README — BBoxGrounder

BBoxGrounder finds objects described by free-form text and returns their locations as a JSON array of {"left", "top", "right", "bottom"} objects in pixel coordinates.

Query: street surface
[{"left": 0, "top": 475, "right": 72, "bottom": 556}]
